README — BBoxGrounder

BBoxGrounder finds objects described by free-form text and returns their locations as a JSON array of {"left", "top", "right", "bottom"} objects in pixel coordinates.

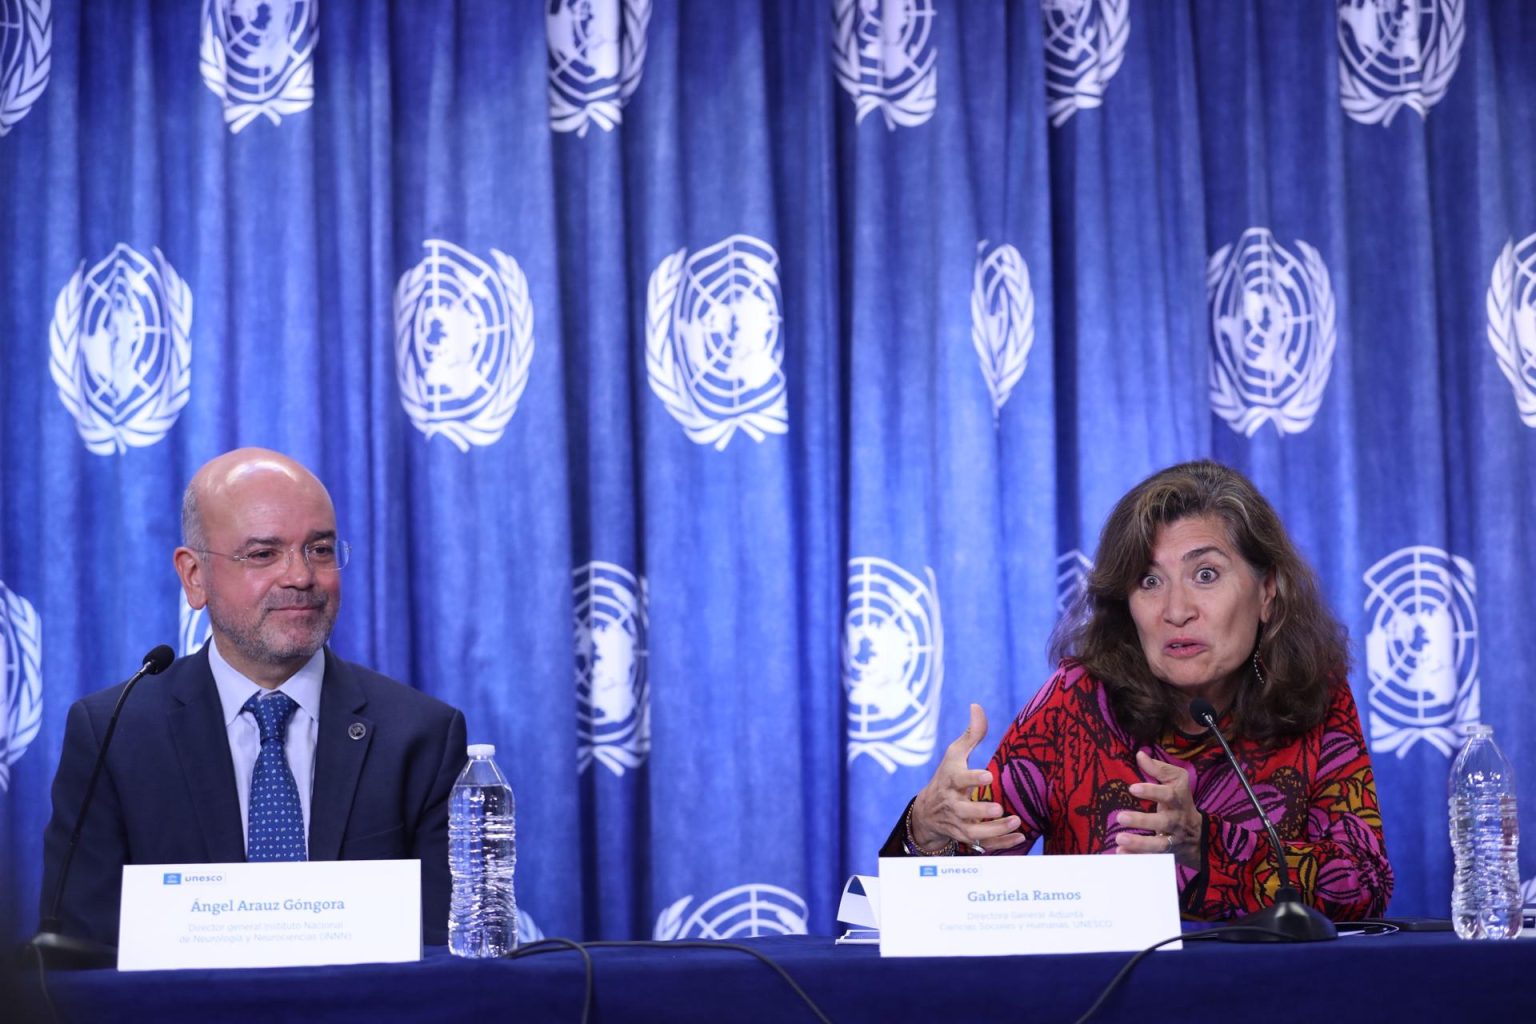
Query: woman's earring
[{"left": 1252, "top": 647, "right": 1267, "bottom": 688}]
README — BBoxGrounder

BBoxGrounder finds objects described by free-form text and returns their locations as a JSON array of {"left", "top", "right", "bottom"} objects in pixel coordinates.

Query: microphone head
[
  {"left": 1189, "top": 698, "right": 1218, "bottom": 728},
  {"left": 142, "top": 645, "right": 176, "bottom": 675}
]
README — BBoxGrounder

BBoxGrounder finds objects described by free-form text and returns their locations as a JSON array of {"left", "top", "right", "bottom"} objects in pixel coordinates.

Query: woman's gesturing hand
[
  {"left": 908, "top": 704, "right": 1027, "bottom": 854},
  {"left": 1114, "top": 749, "right": 1202, "bottom": 869}
]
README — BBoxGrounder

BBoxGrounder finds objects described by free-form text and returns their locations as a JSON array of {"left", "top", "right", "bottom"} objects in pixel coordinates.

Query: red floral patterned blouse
[
  {"left": 990, "top": 661, "right": 1394, "bottom": 920},
  {"left": 886, "top": 661, "right": 1394, "bottom": 921}
]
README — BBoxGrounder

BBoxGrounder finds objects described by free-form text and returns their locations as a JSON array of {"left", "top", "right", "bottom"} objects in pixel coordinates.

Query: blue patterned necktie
[{"left": 244, "top": 691, "right": 308, "bottom": 861}]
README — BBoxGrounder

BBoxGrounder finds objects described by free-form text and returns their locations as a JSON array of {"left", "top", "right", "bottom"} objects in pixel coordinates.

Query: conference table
[{"left": 23, "top": 928, "right": 1536, "bottom": 1023}]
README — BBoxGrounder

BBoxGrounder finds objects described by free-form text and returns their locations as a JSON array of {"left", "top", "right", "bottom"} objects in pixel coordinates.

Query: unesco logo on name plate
[
  {"left": 843, "top": 557, "right": 944, "bottom": 774},
  {"left": 164, "top": 872, "right": 223, "bottom": 885}
]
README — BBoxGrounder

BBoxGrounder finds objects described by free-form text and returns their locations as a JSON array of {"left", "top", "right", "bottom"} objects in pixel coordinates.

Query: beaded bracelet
[{"left": 903, "top": 801, "right": 958, "bottom": 856}]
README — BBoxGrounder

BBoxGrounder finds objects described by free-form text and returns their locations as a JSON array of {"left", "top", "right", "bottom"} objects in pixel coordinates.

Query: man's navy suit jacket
[{"left": 39, "top": 645, "right": 467, "bottom": 946}]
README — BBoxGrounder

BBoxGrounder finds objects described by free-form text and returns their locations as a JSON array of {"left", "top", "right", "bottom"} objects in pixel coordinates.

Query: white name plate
[
  {"left": 118, "top": 860, "right": 422, "bottom": 971},
  {"left": 878, "top": 854, "right": 1182, "bottom": 957}
]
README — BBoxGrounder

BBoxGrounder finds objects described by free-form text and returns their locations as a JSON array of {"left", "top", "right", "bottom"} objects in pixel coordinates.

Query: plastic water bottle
[
  {"left": 448, "top": 744, "right": 517, "bottom": 957},
  {"left": 1449, "top": 725, "right": 1522, "bottom": 940}
]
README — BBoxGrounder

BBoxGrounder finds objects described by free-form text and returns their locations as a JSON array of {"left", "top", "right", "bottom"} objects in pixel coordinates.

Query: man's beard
[{"left": 208, "top": 595, "right": 336, "bottom": 667}]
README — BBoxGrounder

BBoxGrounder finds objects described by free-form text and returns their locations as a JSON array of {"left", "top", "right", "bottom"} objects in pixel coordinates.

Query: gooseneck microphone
[
  {"left": 1188, "top": 697, "right": 1337, "bottom": 943},
  {"left": 30, "top": 644, "right": 177, "bottom": 968}
]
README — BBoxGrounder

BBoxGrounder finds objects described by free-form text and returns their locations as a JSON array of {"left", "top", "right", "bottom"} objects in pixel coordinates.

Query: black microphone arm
[
  {"left": 1188, "top": 698, "right": 1337, "bottom": 943},
  {"left": 29, "top": 644, "right": 177, "bottom": 968}
]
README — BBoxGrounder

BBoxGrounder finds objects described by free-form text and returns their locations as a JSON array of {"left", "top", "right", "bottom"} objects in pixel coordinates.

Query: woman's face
[{"left": 1128, "top": 515, "right": 1276, "bottom": 707}]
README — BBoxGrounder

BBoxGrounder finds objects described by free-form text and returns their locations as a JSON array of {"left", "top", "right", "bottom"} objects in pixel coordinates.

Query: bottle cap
[{"left": 467, "top": 743, "right": 497, "bottom": 757}]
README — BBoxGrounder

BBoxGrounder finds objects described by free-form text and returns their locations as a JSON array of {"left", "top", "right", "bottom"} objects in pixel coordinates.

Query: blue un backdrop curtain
[{"left": 1, "top": 0, "right": 1533, "bottom": 942}]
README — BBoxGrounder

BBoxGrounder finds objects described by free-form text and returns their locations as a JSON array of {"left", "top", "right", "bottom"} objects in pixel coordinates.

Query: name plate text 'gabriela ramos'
[{"left": 877, "top": 854, "right": 1181, "bottom": 956}]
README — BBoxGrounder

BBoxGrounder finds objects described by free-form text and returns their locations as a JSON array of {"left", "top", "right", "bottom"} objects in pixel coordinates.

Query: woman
[{"left": 885, "top": 460, "right": 1394, "bottom": 921}]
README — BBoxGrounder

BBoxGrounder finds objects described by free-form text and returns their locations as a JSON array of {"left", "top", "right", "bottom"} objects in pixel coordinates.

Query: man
[{"left": 39, "top": 448, "right": 467, "bottom": 946}]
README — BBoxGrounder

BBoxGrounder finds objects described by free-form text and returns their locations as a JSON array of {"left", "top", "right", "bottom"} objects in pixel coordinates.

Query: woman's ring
[{"left": 1163, "top": 833, "right": 1174, "bottom": 853}]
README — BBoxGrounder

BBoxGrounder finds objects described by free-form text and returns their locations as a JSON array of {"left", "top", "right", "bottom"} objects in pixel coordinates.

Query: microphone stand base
[
  {"left": 26, "top": 930, "right": 118, "bottom": 969},
  {"left": 1217, "top": 887, "right": 1338, "bottom": 943}
]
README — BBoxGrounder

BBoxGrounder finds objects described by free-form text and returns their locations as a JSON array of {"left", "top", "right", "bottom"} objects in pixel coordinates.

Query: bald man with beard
[{"left": 40, "top": 449, "right": 467, "bottom": 947}]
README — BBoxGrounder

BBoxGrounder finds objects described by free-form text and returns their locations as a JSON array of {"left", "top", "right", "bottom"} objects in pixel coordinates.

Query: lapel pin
[{"left": 348, "top": 722, "right": 367, "bottom": 740}]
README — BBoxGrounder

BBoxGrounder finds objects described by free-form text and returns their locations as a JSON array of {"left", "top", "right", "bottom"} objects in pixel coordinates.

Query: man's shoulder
[
  {"left": 71, "top": 648, "right": 206, "bottom": 719},
  {"left": 323, "top": 650, "right": 462, "bottom": 720}
]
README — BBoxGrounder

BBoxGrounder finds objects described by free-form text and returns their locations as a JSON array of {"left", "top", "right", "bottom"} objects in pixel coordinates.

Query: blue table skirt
[{"left": 20, "top": 929, "right": 1536, "bottom": 1023}]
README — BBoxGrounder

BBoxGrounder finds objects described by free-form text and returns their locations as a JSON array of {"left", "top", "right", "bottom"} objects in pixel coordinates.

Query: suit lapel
[
  {"left": 166, "top": 647, "right": 247, "bottom": 862},
  {"left": 309, "top": 649, "right": 373, "bottom": 861}
]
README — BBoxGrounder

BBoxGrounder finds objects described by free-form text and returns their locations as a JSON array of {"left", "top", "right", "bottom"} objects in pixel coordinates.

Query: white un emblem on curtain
[
  {"left": 516, "top": 910, "right": 544, "bottom": 945},
  {"left": 831, "top": 0, "right": 936, "bottom": 130},
  {"left": 48, "top": 244, "right": 193, "bottom": 456},
  {"left": 654, "top": 884, "right": 808, "bottom": 940},
  {"left": 843, "top": 557, "right": 943, "bottom": 773},
  {"left": 574, "top": 561, "right": 650, "bottom": 776},
  {"left": 1207, "top": 228, "right": 1337, "bottom": 437},
  {"left": 1338, "top": 0, "right": 1464, "bottom": 127},
  {"left": 646, "top": 235, "right": 787, "bottom": 450},
  {"left": 547, "top": 0, "right": 651, "bottom": 136},
  {"left": 1486, "top": 231, "right": 1536, "bottom": 428},
  {"left": 971, "top": 241, "right": 1035, "bottom": 424},
  {"left": 394, "top": 240, "right": 535, "bottom": 452},
  {"left": 199, "top": 0, "right": 318, "bottom": 133},
  {"left": 0, "top": 580, "right": 42, "bottom": 793},
  {"left": 1042, "top": 0, "right": 1129, "bottom": 128},
  {"left": 1055, "top": 548, "right": 1093, "bottom": 629},
  {"left": 1363, "top": 546, "right": 1480, "bottom": 759},
  {"left": 0, "top": 0, "right": 50, "bottom": 138}
]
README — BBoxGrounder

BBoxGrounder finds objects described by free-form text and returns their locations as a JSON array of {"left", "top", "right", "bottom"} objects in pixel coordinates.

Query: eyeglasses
[{"left": 198, "top": 540, "right": 351, "bottom": 575}]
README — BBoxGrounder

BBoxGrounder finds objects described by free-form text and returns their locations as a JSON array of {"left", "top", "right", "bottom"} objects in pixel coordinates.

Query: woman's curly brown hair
[{"left": 1050, "top": 460, "right": 1348, "bottom": 744}]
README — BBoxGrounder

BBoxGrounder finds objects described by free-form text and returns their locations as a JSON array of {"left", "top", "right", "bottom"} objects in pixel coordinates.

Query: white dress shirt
[{"left": 208, "top": 636, "right": 324, "bottom": 851}]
